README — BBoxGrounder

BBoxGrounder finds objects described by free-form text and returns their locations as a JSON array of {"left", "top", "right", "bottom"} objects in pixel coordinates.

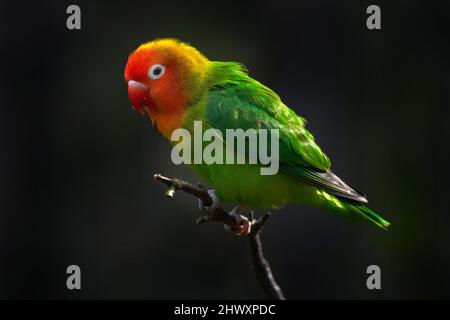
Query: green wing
[{"left": 205, "top": 62, "right": 367, "bottom": 203}]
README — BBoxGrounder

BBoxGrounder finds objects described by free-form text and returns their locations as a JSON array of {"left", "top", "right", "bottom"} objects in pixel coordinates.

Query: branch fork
[{"left": 153, "top": 173, "right": 286, "bottom": 300}]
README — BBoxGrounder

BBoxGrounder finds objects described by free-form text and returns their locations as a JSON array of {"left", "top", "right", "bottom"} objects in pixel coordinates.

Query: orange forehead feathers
[{"left": 125, "top": 38, "right": 210, "bottom": 86}]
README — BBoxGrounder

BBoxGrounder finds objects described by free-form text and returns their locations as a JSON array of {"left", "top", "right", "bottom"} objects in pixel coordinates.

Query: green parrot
[{"left": 124, "top": 38, "right": 390, "bottom": 232}]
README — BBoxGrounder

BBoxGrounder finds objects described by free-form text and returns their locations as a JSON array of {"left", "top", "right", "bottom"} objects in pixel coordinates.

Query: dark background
[{"left": 0, "top": 0, "right": 449, "bottom": 299}]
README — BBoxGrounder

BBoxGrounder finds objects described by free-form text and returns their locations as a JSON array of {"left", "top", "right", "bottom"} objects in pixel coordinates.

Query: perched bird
[{"left": 124, "top": 38, "right": 390, "bottom": 232}]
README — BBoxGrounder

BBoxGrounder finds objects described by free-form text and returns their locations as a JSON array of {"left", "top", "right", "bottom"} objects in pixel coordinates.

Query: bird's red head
[{"left": 124, "top": 39, "right": 209, "bottom": 137}]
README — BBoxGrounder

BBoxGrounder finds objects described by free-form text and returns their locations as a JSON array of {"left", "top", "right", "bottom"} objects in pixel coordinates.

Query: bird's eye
[{"left": 148, "top": 64, "right": 165, "bottom": 80}]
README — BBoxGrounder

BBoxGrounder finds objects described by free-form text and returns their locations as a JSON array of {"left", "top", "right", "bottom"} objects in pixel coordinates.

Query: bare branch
[
  {"left": 249, "top": 212, "right": 285, "bottom": 300},
  {"left": 154, "top": 173, "right": 286, "bottom": 300},
  {"left": 154, "top": 173, "right": 236, "bottom": 226}
]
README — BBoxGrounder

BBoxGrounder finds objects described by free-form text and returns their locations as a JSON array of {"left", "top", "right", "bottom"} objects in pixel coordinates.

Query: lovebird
[{"left": 124, "top": 39, "right": 390, "bottom": 232}]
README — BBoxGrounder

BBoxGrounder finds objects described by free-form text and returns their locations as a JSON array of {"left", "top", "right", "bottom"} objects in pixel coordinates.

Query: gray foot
[
  {"left": 198, "top": 189, "right": 221, "bottom": 213},
  {"left": 224, "top": 206, "right": 252, "bottom": 236}
]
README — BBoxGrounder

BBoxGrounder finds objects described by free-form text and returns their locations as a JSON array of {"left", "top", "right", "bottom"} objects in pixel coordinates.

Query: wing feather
[{"left": 205, "top": 62, "right": 367, "bottom": 203}]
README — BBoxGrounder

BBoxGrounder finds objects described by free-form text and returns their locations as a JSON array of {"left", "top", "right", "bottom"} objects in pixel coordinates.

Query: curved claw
[
  {"left": 223, "top": 206, "right": 252, "bottom": 236},
  {"left": 198, "top": 189, "right": 221, "bottom": 213}
]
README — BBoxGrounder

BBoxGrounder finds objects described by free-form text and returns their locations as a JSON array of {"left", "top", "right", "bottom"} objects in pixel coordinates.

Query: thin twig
[
  {"left": 249, "top": 212, "right": 285, "bottom": 300},
  {"left": 154, "top": 173, "right": 235, "bottom": 226},
  {"left": 153, "top": 173, "right": 286, "bottom": 300}
]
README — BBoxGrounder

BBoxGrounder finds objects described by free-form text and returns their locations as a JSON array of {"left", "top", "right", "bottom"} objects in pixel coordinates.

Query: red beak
[{"left": 128, "top": 80, "right": 149, "bottom": 114}]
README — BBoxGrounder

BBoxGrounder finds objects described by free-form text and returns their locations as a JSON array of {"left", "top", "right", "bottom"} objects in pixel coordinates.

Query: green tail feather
[
  {"left": 315, "top": 190, "right": 390, "bottom": 230},
  {"left": 345, "top": 203, "right": 391, "bottom": 230}
]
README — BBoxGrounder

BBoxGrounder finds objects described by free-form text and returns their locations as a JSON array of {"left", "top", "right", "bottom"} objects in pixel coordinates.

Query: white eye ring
[{"left": 148, "top": 64, "right": 165, "bottom": 80}]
